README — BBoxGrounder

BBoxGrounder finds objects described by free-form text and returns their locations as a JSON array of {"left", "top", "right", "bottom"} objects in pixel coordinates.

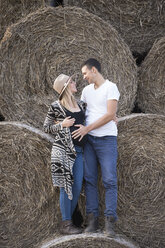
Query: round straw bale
[
  {"left": 0, "top": 122, "right": 61, "bottom": 248},
  {"left": 78, "top": 114, "right": 165, "bottom": 248},
  {"left": 64, "top": 0, "right": 165, "bottom": 54},
  {"left": 137, "top": 37, "right": 165, "bottom": 115},
  {"left": 0, "top": 7, "right": 137, "bottom": 128},
  {"left": 116, "top": 114, "right": 165, "bottom": 248},
  {"left": 0, "top": 0, "right": 46, "bottom": 41},
  {"left": 40, "top": 233, "right": 139, "bottom": 248}
]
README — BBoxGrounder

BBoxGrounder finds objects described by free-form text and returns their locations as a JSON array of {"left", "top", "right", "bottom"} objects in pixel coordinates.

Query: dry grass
[
  {"left": 0, "top": 0, "right": 46, "bottom": 41},
  {"left": 137, "top": 37, "right": 165, "bottom": 115},
  {"left": 39, "top": 233, "right": 139, "bottom": 248},
  {"left": 64, "top": 0, "right": 165, "bottom": 54}
]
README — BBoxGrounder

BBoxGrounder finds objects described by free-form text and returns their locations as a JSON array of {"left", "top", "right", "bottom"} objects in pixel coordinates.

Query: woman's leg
[
  {"left": 59, "top": 187, "right": 82, "bottom": 234},
  {"left": 60, "top": 146, "right": 83, "bottom": 220},
  {"left": 59, "top": 146, "right": 83, "bottom": 234},
  {"left": 60, "top": 187, "right": 72, "bottom": 221}
]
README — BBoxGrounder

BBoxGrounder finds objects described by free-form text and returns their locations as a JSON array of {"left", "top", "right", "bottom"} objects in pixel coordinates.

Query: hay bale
[
  {"left": 117, "top": 114, "right": 165, "bottom": 248},
  {"left": 40, "top": 233, "right": 139, "bottom": 248},
  {"left": 78, "top": 114, "right": 165, "bottom": 248},
  {"left": 64, "top": 0, "right": 165, "bottom": 54},
  {"left": 0, "top": 0, "right": 46, "bottom": 41},
  {"left": 137, "top": 37, "right": 165, "bottom": 115},
  {"left": 0, "top": 7, "right": 137, "bottom": 128},
  {"left": 0, "top": 122, "right": 61, "bottom": 248}
]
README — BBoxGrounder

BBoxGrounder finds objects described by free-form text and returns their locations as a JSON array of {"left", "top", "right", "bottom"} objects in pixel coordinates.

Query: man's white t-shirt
[{"left": 81, "top": 79, "right": 120, "bottom": 137}]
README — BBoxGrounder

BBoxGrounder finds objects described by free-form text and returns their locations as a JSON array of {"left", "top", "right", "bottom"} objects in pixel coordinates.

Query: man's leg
[
  {"left": 84, "top": 135, "right": 99, "bottom": 232},
  {"left": 71, "top": 146, "right": 84, "bottom": 215},
  {"left": 96, "top": 136, "right": 118, "bottom": 220},
  {"left": 84, "top": 135, "right": 99, "bottom": 217},
  {"left": 95, "top": 136, "right": 118, "bottom": 237}
]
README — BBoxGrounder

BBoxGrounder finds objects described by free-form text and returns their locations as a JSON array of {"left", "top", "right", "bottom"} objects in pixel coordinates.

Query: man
[{"left": 72, "top": 58, "right": 120, "bottom": 237}]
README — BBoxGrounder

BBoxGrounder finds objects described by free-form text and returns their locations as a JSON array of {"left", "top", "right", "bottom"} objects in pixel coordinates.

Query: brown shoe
[
  {"left": 84, "top": 213, "right": 98, "bottom": 233},
  {"left": 104, "top": 216, "right": 116, "bottom": 238},
  {"left": 60, "top": 220, "right": 82, "bottom": 235}
]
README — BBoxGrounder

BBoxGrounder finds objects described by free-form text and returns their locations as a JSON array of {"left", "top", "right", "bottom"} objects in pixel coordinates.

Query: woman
[{"left": 43, "top": 74, "right": 87, "bottom": 235}]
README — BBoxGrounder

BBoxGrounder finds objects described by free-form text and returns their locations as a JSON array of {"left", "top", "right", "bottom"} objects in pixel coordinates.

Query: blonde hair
[{"left": 60, "top": 85, "right": 77, "bottom": 110}]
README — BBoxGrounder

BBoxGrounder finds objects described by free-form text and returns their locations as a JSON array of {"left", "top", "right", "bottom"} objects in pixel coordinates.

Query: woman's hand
[{"left": 61, "top": 116, "right": 75, "bottom": 128}]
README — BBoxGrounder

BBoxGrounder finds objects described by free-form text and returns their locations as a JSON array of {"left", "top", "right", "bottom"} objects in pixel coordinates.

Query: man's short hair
[{"left": 81, "top": 58, "right": 101, "bottom": 73}]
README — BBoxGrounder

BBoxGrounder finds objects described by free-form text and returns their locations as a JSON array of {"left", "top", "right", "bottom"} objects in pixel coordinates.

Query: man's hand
[
  {"left": 113, "top": 115, "right": 118, "bottom": 125},
  {"left": 72, "top": 124, "right": 88, "bottom": 141}
]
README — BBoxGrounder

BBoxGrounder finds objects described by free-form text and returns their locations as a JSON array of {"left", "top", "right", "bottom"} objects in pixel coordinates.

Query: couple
[{"left": 43, "top": 58, "right": 120, "bottom": 237}]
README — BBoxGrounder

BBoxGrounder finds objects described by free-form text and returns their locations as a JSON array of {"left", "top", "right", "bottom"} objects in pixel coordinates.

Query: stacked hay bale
[
  {"left": 64, "top": 0, "right": 165, "bottom": 54},
  {"left": 0, "top": 122, "right": 61, "bottom": 248},
  {"left": 40, "top": 233, "right": 139, "bottom": 248},
  {"left": 137, "top": 37, "right": 165, "bottom": 115},
  {"left": 79, "top": 114, "right": 165, "bottom": 248},
  {"left": 0, "top": 7, "right": 137, "bottom": 129},
  {"left": 0, "top": 0, "right": 46, "bottom": 41},
  {"left": 116, "top": 114, "right": 165, "bottom": 248}
]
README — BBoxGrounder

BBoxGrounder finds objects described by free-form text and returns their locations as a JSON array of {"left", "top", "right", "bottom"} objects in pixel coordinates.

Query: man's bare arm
[{"left": 72, "top": 99, "right": 118, "bottom": 141}]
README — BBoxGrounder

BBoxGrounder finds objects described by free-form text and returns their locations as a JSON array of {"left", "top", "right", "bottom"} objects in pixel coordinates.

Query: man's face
[{"left": 81, "top": 65, "right": 95, "bottom": 84}]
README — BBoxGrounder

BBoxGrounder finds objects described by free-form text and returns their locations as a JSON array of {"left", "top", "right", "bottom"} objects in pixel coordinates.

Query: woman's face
[{"left": 68, "top": 78, "right": 77, "bottom": 94}]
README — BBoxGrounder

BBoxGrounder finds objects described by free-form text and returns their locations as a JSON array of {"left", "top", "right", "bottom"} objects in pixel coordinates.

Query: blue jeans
[
  {"left": 60, "top": 146, "right": 83, "bottom": 221},
  {"left": 84, "top": 135, "right": 118, "bottom": 221}
]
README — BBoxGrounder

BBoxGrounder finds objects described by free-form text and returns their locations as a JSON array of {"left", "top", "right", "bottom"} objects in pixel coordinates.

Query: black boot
[
  {"left": 84, "top": 213, "right": 98, "bottom": 233},
  {"left": 104, "top": 216, "right": 116, "bottom": 238},
  {"left": 60, "top": 220, "right": 82, "bottom": 235},
  {"left": 72, "top": 204, "right": 83, "bottom": 227}
]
